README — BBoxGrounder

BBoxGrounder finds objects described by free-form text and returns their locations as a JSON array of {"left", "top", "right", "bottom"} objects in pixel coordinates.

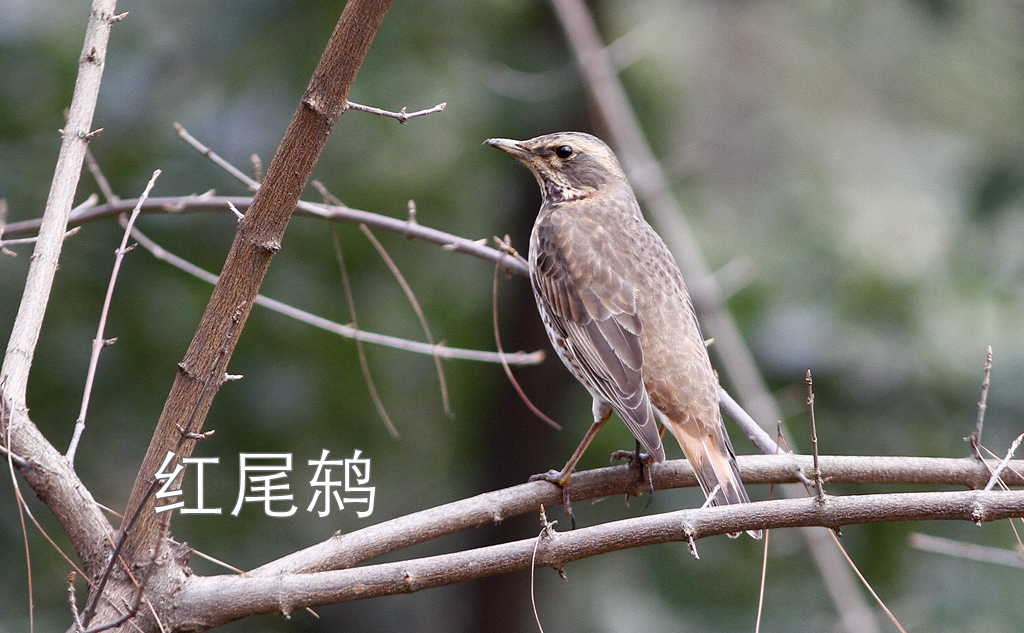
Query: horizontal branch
[
  {"left": 248, "top": 453, "right": 1022, "bottom": 577},
  {"left": 1, "top": 195, "right": 530, "bottom": 276},
  {"left": 129, "top": 226, "right": 543, "bottom": 365},
  {"left": 175, "top": 486, "right": 1024, "bottom": 628}
]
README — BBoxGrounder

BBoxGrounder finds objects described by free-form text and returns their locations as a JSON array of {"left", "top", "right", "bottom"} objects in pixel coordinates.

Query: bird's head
[{"left": 485, "top": 132, "right": 627, "bottom": 204}]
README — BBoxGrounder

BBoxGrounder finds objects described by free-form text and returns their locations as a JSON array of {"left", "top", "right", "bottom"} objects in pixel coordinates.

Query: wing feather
[{"left": 530, "top": 211, "right": 665, "bottom": 461}]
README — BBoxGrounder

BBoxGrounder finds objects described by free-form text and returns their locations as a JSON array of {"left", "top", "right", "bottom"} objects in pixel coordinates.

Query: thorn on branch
[
  {"left": 108, "top": 11, "right": 129, "bottom": 23},
  {"left": 176, "top": 425, "right": 215, "bottom": 441},
  {"left": 224, "top": 373, "right": 243, "bottom": 382},
  {"left": 405, "top": 199, "right": 418, "bottom": 238},
  {"left": 227, "top": 200, "right": 244, "bottom": 222}
]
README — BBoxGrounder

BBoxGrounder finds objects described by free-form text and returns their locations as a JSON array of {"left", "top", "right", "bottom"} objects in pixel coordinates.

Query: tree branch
[
  {"left": 2, "top": 196, "right": 530, "bottom": 276},
  {"left": 0, "top": 0, "right": 123, "bottom": 580},
  {"left": 247, "top": 454, "right": 1023, "bottom": 577},
  {"left": 100, "top": 1, "right": 393, "bottom": 628},
  {"left": 173, "top": 485, "right": 1024, "bottom": 629},
  {"left": 127, "top": 224, "right": 543, "bottom": 365}
]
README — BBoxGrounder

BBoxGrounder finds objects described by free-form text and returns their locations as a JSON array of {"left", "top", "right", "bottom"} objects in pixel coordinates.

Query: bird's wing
[{"left": 531, "top": 212, "right": 665, "bottom": 461}]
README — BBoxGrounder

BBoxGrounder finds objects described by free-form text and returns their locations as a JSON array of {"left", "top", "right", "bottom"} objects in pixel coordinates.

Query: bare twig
[
  {"left": 345, "top": 100, "right": 446, "bottom": 123},
  {"left": 68, "top": 572, "right": 83, "bottom": 632},
  {"left": 6, "top": 407, "right": 34, "bottom": 632},
  {"left": 1, "top": 195, "right": 532, "bottom": 276},
  {"left": 969, "top": 346, "right": 993, "bottom": 460},
  {"left": 360, "top": 223, "right": 452, "bottom": 416},
  {"left": 128, "top": 224, "right": 542, "bottom": 365},
  {"left": 67, "top": 169, "right": 160, "bottom": 465},
  {"left": 0, "top": 0, "right": 124, "bottom": 586},
  {"left": 910, "top": 532, "right": 1024, "bottom": 569},
  {"left": 333, "top": 230, "right": 397, "bottom": 437},
  {"left": 84, "top": 145, "right": 118, "bottom": 204},
  {"left": 806, "top": 370, "right": 825, "bottom": 502},
  {"left": 719, "top": 387, "right": 784, "bottom": 456},
  {"left": 312, "top": 179, "right": 453, "bottom": 416},
  {"left": 984, "top": 433, "right": 1024, "bottom": 492},
  {"left": 115, "top": 0, "right": 395, "bottom": 611},
  {"left": 0, "top": 227, "right": 81, "bottom": 250},
  {"left": 492, "top": 241, "right": 561, "bottom": 430},
  {"left": 530, "top": 505, "right": 556, "bottom": 633},
  {"left": 0, "top": 199, "right": 14, "bottom": 257},
  {"left": 826, "top": 529, "right": 905, "bottom": 632},
  {"left": 174, "top": 122, "right": 259, "bottom": 190}
]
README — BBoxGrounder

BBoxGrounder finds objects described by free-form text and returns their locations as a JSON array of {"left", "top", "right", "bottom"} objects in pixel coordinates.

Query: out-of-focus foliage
[{"left": 2, "top": 0, "right": 1024, "bottom": 631}]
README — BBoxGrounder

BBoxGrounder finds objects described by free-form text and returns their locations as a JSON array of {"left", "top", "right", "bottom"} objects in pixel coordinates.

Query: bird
[{"left": 486, "top": 131, "right": 758, "bottom": 536}]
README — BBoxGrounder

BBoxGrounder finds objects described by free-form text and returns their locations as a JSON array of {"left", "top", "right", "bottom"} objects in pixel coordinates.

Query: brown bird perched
[{"left": 487, "top": 131, "right": 757, "bottom": 534}]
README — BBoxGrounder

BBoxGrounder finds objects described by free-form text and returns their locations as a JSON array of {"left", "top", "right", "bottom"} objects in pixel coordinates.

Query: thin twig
[
  {"left": 827, "top": 530, "right": 906, "bottom": 632},
  {"left": 719, "top": 388, "right": 783, "bottom": 456},
  {"left": 492, "top": 242, "right": 561, "bottom": 430},
  {"left": 359, "top": 223, "right": 452, "bottom": 416},
  {"left": 910, "top": 532, "right": 1024, "bottom": 569},
  {"left": 6, "top": 399, "right": 34, "bottom": 633},
  {"left": 806, "top": 370, "right": 825, "bottom": 502},
  {"left": 84, "top": 145, "right": 118, "bottom": 204},
  {"left": 128, "top": 225, "right": 543, "bottom": 365},
  {"left": 1, "top": 195, "right": 532, "bottom": 277},
  {"left": 969, "top": 346, "right": 993, "bottom": 460},
  {"left": 333, "top": 230, "right": 398, "bottom": 438},
  {"left": 312, "top": 180, "right": 453, "bottom": 416},
  {"left": 173, "top": 123, "right": 259, "bottom": 190},
  {"left": 250, "top": 153, "right": 263, "bottom": 185},
  {"left": 0, "top": 227, "right": 81, "bottom": 251},
  {"left": 754, "top": 425, "right": 785, "bottom": 633},
  {"left": 0, "top": 198, "right": 14, "bottom": 257},
  {"left": 67, "top": 170, "right": 160, "bottom": 465},
  {"left": 345, "top": 100, "right": 446, "bottom": 123},
  {"left": 984, "top": 432, "right": 1024, "bottom": 492},
  {"left": 68, "top": 572, "right": 83, "bottom": 632},
  {"left": 530, "top": 505, "right": 556, "bottom": 633}
]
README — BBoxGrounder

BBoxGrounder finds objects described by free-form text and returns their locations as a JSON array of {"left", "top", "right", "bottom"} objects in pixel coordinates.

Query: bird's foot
[
  {"left": 610, "top": 445, "right": 656, "bottom": 507},
  {"left": 529, "top": 469, "right": 576, "bottom": 529}
]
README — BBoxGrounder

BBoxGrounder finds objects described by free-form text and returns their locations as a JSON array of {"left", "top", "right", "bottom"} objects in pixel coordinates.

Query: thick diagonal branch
[{"left": 116, "top": 0, "right": 391, "bottom": 590}]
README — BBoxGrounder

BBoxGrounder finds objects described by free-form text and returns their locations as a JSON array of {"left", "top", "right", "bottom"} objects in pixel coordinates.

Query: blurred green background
[{"left": 3, "top": 0, "right": 1024, "bottom": 631}]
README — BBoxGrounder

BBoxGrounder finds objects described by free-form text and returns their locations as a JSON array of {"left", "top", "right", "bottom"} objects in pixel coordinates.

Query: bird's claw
[
  {"left": 529, "top": 469, "right": 576, "bottom": 529},
  {"left": 529, "top": 469, "right": 569, "bottom": 485},
  {"left": 611, "top": 445, "right": 656, "bottom": 507}
]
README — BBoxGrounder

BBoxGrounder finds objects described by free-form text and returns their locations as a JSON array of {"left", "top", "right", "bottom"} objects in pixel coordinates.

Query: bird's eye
[{"left": 555, "top": 145, "right": 574, "bottom": 159}]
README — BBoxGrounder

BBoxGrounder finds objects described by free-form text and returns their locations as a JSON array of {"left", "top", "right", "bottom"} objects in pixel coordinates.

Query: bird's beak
[{"left": 485, "top": 137, "right": 532, "bottom": 161}]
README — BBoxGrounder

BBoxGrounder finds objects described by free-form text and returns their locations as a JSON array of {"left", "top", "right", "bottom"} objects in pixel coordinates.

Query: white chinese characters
[{"left": 154, "top": 449, "right": 375, "bottom": 518}]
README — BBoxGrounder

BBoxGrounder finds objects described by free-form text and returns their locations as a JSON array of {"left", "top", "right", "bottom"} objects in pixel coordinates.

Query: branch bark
[
  {"left": 242, "top": 453, "right": 1024, "bottom": 578},
  {"left": 2, "top": 196, "right": 530, "bottom": 276},
  {"left": 0, "top": 0, "right": 122, "bottom": 580},
  {"left": 172, "top": 484, "right": 1024, "bottom": 629},
  {"left": 85, "top": 1, "right": 393, "bottom": 629}
]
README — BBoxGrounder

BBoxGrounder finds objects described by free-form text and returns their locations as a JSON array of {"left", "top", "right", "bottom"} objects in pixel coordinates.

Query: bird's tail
[{"left": 663, "top": 412, "right": 762, "bottom": 539}]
